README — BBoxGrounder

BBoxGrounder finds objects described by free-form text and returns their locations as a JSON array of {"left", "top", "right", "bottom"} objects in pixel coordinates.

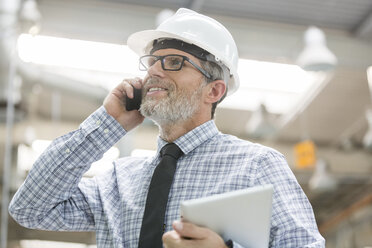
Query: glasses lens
[
  {"left": 139, "top": 56, "right": 157, "bottom": 71},
  {"left": 163, "top": 55, "right": 184, "bottom": 70}
]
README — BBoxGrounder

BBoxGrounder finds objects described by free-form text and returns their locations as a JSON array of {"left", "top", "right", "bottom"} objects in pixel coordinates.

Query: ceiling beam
[
  {"left": 18, "top": 63, "right": 108, "bottom": 102},
  {"left": 353, "top": 9, "right": 372, "bottom": 40},
  {"left": 318, "top": 192, "right": 372, "bottom": 234},
  {"left": 188, "top": 0, "right": 205, "bottom": 12}
]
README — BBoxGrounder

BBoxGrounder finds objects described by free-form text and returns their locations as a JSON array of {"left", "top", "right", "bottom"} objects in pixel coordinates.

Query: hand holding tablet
[{"left": 180, "top": 184, "right": 273, "bottom": 248}]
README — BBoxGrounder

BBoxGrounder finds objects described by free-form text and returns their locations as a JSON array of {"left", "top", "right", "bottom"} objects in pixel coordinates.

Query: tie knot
[{"left": 160, "top": 143, "right": 183, "bottom": 160}]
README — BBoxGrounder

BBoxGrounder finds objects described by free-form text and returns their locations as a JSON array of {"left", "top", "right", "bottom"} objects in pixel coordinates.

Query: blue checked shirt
[{"left": 9, "top": 106, "right": 325, "bottom": 248}]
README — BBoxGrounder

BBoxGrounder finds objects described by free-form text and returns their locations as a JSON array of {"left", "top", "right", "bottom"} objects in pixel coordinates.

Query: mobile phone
[{"left": 125, "top": 86, "right": 142, "bottom": 111}]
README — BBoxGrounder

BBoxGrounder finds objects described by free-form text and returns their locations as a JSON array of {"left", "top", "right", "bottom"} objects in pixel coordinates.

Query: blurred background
[{"left": 1, "top": 0, "right": 372, "bottom": 247}]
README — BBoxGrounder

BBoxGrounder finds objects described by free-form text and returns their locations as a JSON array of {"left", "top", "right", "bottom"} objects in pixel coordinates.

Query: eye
[{"left": 166, "top": 56, "right": 183, "bottom": 68}]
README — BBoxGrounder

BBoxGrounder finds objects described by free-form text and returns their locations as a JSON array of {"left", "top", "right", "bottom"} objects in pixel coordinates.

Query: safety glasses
[{"left": 139, "top": 54, "right": 212, "bottom": 79}]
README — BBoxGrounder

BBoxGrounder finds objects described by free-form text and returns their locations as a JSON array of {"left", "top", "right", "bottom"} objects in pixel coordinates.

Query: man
[{"left": 9, "top": 8, "right": 325, "bottom": 248}]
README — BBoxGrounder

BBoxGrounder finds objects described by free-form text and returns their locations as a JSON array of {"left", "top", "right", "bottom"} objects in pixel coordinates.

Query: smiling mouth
[{"left": 148, "top": 87, "right": 167, "bottom": 92}]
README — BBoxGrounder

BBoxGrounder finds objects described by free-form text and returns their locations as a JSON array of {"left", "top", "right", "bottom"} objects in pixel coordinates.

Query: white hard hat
[{"left": 127, "top": 8, "right": 240, "bottom": 95}]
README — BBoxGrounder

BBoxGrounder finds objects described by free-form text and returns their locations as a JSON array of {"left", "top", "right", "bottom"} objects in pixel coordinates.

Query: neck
[{"left": 156, "top": 111, "right": 210, "bottom": 142}]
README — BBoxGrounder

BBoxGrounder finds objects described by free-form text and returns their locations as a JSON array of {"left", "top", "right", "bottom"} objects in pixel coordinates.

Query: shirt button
[
  {"left": 65, "top": 148, "right": 70, "bottom": 153},
  {"left": 104, "top": 129, "right": 109, "bottom": 134},
  {"left": 96, "top": 120, "right": 101, "bottom": 125}
]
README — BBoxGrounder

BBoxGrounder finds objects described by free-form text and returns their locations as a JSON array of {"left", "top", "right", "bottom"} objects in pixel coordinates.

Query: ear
[{"left": 204, "top": 80, "right": 226, "bottom": 104}]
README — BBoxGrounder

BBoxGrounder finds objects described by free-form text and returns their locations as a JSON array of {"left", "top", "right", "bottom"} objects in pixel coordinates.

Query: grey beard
[{"left": 140, "top": 78, "right": 204, "bottom": 126}]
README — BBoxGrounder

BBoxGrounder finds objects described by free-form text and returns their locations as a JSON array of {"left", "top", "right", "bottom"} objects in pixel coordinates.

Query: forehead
[{"left": 152, "top": 48, "right": 201, "bottom": 63}]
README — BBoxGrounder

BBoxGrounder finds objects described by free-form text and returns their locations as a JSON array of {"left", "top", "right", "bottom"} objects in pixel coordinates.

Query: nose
[{"left": 147, "top": 59, "right": 166, "bottom": 78}]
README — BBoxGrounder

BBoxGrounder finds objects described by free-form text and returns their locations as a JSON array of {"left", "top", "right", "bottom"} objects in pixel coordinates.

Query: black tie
[{"left": 138, "top": 143, "right": 184, "bottom": 248}]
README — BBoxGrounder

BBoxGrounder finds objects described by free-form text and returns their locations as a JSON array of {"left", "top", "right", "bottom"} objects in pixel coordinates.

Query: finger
[
  {"left": 126, "top": 77, "right": 142, "bottom": 90},
  {"left": 132, "top": 77, "right": 143, "bottom": 88},
  {"left": 162, "top": 230, "right": 196, "bottom": 248},
  {"left": 172, "top": 220, "right": 211, "bottom": 240},
  {"left": 121, "top": 79, "right": 137, "bottom": 99},
  {"left": 122, "top": 78, "right": 143, "bottom": 98},
  {"left": 163, "top": 230, "right": 180, "bottom": 242}
]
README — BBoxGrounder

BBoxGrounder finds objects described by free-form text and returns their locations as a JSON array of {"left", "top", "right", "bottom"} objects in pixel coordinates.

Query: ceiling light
[
  {"left": 296, "top": 26, "right": 337, "bottom": 71},
  {"left": 309, "top": 158, "right": 337, "bottom": 193},
  {"left": 365, "top": 67, "right": 372, "bottom": 150},
  {"left": 17, "top": 34, "right": 143, "bottom": 75},
  {"left": 156, "top": 9, "right": 175, "bottom": 27},
  {"left": 220, "top": 59, "right": 324, "bottom": 114},
  {"left": 245, "top": 103, "right": 277, "bottom": 138},
  {"left": 363, "top": 108, "right": 372, "bottom": 150},
  {"left": 19, "top": 0, "right": 42, "bottom": 35}
]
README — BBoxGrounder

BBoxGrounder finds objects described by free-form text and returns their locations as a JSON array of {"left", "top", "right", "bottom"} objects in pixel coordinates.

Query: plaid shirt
[{"left": 9, "top": 106, "right": 325, "bottom": 248}]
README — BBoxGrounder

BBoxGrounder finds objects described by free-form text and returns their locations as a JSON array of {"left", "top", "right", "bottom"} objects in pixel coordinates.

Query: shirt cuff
[{"left": 79, "top": 106, "right": 127, "bottom": 152}]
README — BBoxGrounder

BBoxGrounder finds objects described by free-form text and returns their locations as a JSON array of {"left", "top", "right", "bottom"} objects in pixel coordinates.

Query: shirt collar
[{"left": 157, "top": 120, "right": 219, "bottom": 156}]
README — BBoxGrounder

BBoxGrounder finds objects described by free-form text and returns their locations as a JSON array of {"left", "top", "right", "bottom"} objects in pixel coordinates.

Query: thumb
[{"left": 172, "top": 220, "right": 210, "bottom": 240}]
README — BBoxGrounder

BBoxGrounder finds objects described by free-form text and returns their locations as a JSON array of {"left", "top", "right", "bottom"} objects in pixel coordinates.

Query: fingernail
[{"left": 174, "top": 221, "right": 183, "bottom": 231}]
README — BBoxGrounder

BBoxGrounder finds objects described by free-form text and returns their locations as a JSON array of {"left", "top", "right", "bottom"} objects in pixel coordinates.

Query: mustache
[
  {"left": 144, "top": 77, "right": 172, "bottom": 88},
  {"left": 144, "top": 77, "right": 174, "bottom": 91}
]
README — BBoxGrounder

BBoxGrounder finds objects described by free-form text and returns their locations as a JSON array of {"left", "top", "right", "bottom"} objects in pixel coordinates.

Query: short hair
[{"left": 199, "top": 60, "right": 228, "bottom": 119}]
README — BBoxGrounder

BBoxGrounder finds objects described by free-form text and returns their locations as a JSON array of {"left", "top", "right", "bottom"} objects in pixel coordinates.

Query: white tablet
[{"left": 180, "top": 184, "right": 273, "bottom": 248}]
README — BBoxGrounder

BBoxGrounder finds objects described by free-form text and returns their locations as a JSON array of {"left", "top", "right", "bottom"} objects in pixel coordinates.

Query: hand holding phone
[
  {"left": 125, "top": 85, "right": 142, "bottom": 111},
  {"left": 103, "top": 79, "right": 145, "bottom": 131}
]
